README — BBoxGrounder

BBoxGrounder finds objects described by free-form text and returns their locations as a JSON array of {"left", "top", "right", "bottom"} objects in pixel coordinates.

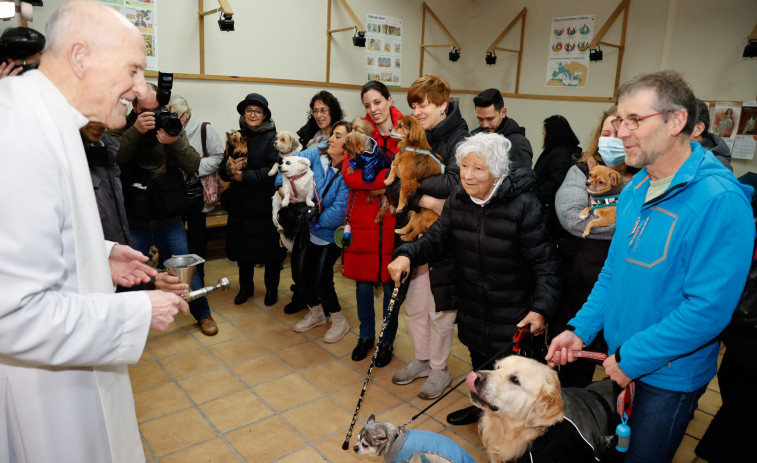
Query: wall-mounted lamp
[
  {"left": 589, "top": 45, "right": 603, "bottom": 61},
  {"left": 485, "top": 51, "right": 497, "bottom": 65},
  {"left": 199, "top": 0, "right": 234, "bottom": 32},
  {"left": 448, "top": 46, "right": 460, "bottom": 62},
  {"left": 0, "top": 1, "right": 15, "bottom": 20},
  {"left": 352, "top": 28, "right": 366, "bottom": 47},
  {"left": 744, "top": 24, "right": 757, "bottom": 58},
  {"left": 217, "top": 12, "right": 233, "bottom": 31}
]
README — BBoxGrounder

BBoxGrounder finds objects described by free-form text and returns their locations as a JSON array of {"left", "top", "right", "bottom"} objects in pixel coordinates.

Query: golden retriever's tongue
[{"left": 466, "top": 372, "right": 478, "bottom": 393}]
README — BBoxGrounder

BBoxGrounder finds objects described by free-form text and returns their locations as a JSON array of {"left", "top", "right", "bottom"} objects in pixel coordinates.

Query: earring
[{"left": 440, "top": 109, "right": 445, "bottom": 115}]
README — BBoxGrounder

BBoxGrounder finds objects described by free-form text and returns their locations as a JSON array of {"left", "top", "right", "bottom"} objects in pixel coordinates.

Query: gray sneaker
[
  {"left": 392, "top": 359, "right": 432, "bottom": 385},
  {"left": 418, "top": 369, "right": 451, "bottom": 400}
]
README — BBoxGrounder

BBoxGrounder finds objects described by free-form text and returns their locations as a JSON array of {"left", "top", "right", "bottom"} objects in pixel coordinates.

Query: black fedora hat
[{"left": 236, "top": 93, "right": 271, "bottom": 119}]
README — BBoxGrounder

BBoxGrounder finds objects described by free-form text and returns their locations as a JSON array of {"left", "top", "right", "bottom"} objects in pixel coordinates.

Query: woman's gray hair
[
  {"left": 455, "top": 132, "right": 511, "bottom": 179},
  {"left": 168, "top": 94, "right": 190, "bottom": 114}
]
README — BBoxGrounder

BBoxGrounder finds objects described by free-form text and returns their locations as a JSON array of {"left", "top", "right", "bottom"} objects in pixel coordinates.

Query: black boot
[
  {"left": 235, "top": 263, "right": 254, "bottom": 305},
  {"left": 284, "top": 284, "right": 307, "bottom": 314},
  {"left": 263, "top": 263, "right": 280, "bottom": 306},
  {"left": 375, "top": 344, "right": 394, "bottom": 367},
  {"left": 446, "top": 406, "right": 482, "bottom": 426},
  {"left": 351, "top": 338, "right": 375, "bottom": 361}
]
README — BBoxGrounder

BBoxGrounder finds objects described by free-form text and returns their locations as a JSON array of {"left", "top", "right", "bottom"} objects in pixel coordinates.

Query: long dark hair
[
  {"left": 543, "top": 115, "right": 580, "bottom": 151},
  {"left": 307, "top": 90, "right": 344, "bottom": 126}
]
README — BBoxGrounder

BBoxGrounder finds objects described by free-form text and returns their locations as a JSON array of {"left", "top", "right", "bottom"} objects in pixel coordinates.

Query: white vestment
[{"left": 0, "top": 71, "right": 152, "bottom": 462}]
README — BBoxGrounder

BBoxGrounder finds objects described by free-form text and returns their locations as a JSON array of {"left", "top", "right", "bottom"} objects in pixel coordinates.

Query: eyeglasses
[
  {"left": 245, "top": 108, "right": 264, "bottom": 116},
  {"left": 611, "top": 111, "right": 672, "bottom": 131},
  {"left": 310, "top": 108, "right": 329, "bottom": 115}
]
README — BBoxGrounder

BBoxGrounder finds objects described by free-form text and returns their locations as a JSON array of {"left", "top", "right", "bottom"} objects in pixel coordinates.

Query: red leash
[{"left": 571, "top": 350, "right": 635, "bottom": 419}]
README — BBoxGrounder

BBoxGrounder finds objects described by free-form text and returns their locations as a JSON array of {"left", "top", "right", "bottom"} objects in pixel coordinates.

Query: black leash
[{"left": 342, "top": 271, "right": 408, "bottom": 450}]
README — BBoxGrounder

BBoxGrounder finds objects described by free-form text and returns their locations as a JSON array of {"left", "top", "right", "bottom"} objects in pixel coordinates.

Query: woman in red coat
[{"left": 342, "top": 80, "right": 403, "bottom": 367}]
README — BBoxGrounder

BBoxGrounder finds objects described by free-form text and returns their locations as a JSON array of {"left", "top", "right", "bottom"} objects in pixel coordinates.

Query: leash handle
[{"left": 571, "top": 350, "right": 635, "bottom": 418}]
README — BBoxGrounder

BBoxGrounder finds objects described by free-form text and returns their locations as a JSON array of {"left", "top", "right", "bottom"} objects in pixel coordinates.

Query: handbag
[{"left": 198, "top": 122, "right": 226, "bottom": 207}]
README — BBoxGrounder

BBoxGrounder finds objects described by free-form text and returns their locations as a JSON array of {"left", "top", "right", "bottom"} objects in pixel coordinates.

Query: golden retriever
[{"left": 468, "top": 356, "right": 564, "bottom": 463}]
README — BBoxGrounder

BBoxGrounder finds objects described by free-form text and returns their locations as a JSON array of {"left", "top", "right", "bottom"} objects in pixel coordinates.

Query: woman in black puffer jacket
[
  {"left": 389, "top": 132, "right": 560, "bottom": 424},
  {"left": 220, "top": 93, "right": 285, "bottom": 306}
]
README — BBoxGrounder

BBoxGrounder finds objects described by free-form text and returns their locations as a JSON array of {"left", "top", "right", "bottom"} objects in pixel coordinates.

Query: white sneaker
[
  {"left": 293, "top": 305, "right": 326, "bottom": 333},
  {"left": 323, "top": 311, "right": 350, "bottom": 343},
  {"left": 418, "top": 369, "right": 451, "bottom": 400}
]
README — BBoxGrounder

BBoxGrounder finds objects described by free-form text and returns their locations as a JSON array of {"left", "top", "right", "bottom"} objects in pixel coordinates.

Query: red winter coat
[{"left": 340, "top": 107, "right": 403, "bottom": 282}]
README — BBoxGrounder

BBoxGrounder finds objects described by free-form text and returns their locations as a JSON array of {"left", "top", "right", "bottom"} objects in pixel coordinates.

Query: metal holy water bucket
[{"left": 163, "top": 254, "right": 205, "bottom": 285}]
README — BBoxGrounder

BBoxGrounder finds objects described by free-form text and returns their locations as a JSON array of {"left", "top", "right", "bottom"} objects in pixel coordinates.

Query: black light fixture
[
  {"left": 352, "top": 28, "right": 366, "bottom": 47},
  {"left": 448, "top": 46, "right": 460, "bottom": 62},
  {"left": 26, "top": 0, "right": 43, "bottom": 6},
  {"left": 485, "top": 51, "right": 497, "bottom": 65},
  {"left": 589, "top": 45, "right": 603, "bottom": 61},
  {"left": 218, "top": 12, "right": 234, "bottom": 31}
]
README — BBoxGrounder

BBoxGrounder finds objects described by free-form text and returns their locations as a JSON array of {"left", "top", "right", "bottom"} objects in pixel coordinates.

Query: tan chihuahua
[{"left": 579, "top": 157, "right": 623, "bottom": 238}]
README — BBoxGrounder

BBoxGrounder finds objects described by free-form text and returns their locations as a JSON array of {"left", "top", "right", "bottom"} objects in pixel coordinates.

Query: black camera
[{"left": 153, "top": 72, "right": 182, "bottom": 137}]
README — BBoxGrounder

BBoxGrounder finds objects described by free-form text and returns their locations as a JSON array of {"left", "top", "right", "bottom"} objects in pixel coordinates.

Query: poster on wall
[
  {"left": 365, "top": 14, "right": 401, "bottom": 87},
  {"left": 732, "top": 102, "right": 756, "bottom": 160},
  {"left": 710, "top": 102, "right": 741, "bottom": 139},
  {"left": 545, "top": 15, "right": 594, "bottom": 88},
  {"left": 98, "top": 0, "right": 158, "bottom": 72}
]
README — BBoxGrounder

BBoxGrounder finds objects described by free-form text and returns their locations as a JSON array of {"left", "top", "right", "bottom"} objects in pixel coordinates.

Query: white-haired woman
[{"left": 388, "top": 132, "right": 561, "bottom": 426}]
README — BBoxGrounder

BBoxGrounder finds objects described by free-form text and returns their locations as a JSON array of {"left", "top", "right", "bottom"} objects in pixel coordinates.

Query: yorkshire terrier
[{"left": 225, "top": 130, "right": 248, "bottom": 177}]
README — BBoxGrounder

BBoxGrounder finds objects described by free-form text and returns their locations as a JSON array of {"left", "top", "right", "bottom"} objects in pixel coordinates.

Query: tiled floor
[{"left": 131, "top": 255, "right": 721, "bottom": 462}]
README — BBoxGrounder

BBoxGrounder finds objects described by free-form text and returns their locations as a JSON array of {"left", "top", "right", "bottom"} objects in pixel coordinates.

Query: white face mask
[{"left": 597, "top": 136, "right": 626, "bottom": 167}]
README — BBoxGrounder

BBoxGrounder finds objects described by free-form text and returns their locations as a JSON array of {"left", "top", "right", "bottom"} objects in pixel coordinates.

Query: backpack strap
[{"left": 201, "top": 122, "right": 209, "bottom": 157}]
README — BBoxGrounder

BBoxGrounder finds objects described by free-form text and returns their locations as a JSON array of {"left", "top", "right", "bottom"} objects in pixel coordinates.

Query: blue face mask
[{"left": 597, "top": 136, "right": 626, "bottom": 166}]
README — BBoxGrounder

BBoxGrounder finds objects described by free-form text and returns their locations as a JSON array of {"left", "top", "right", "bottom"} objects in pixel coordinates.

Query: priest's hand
[
  {"left": 109, "top": 244, "right": 157, "bottom": 287},
  {"left": 146, "top": 290, "right": 188, "bottom": 331},
  {"left": 155, "top": 272, "right": 189, "bottom": 296}
]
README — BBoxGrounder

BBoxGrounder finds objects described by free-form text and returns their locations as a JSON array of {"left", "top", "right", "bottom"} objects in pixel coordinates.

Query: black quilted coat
[
  {"left": 219, "top": 118, "right": 285, "bottom": 264},
  {"left": 393, "top": 166, "right": 561, "bottom": 356}
]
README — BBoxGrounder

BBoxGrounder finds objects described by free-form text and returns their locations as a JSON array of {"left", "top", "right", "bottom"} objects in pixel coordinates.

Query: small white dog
[
  {"left": 267, "top": 130, "right": 302, "bottom": 176},
  {"left": 272, "top": 156, "right": 315, "bottom": 250}
]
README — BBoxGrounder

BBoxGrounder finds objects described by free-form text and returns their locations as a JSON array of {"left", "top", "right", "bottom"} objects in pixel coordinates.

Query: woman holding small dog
[
  {"left": 388, "top": 132, "right": 561, "bottom": 424},
  {"left": 220, "top": 93, "right": 285, "bottom": 307},
  {"left": 342, "top": 81, "right": 403, "bottom": 366},
  {"left": 276, "top": 121, "right": 351, "bottom": 343}
]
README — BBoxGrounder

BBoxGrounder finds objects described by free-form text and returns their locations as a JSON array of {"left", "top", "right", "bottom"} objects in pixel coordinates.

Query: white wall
[{"left": 4, "top": 0, "right": 757, "bottom": 175}]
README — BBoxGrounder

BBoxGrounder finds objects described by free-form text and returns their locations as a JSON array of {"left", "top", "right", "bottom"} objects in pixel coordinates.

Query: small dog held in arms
[
  {"left": 353, "top": 414, "right": 475, "bottom": 463},
  {"left": 224, "top": 130, "right": 248, "bottom": 177},
  {"left": 384, "top": 115, "right": 445, "bottom": 241},
  {"left": 579, "top": 156, "right": 624, "bottom": 238},
  {"left": 343, "top": 117, "right": 394, "bottom": 223},
  {"left": 468, "top": 355, "right": 621, "bottom": 463},
  {"left": 267, "top": 130, "right": 302, "bottom": 177},
  {"left": 271, "top": 156, "right": 315, "bottom": 251}
]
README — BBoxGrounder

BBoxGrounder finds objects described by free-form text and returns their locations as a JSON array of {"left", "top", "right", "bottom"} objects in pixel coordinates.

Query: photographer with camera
[
  {"left": 0, "top": 26, "right": 45, "bottom": 79},
  {"left": 110, "top": 80, "right": 218, "bottom": 336}
]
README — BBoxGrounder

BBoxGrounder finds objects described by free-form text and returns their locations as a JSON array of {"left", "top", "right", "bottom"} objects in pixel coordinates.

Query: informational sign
[
  {"left": 365, "top": 13, "right": 402, "bottom": 87},
  {"left": 98, "top": 0, "right": 158, "bottom": 72},
  {"left": 545, "top": 15, "right": 595, "bottom": 88}
]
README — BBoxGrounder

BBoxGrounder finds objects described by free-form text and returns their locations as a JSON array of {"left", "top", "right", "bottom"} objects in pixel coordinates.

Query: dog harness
[
  {"left": 589, "top": 182, "right": 625, "bottom": 211},
  {"left": 402, "top": 147, "right": 445, "bottom": 174},
  {"left": 385, "top": 430, "right": 475, "bottom": 463},
  {"left": 287, "top": 171, "right": 309, "bottom": 200}
]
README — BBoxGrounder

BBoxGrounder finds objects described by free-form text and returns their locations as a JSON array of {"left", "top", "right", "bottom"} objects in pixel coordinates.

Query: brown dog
[
  {"left": 385, "top": 115, "right": 444, "bottom": 241},
  {"left": 579, "top": 157, "right": 623, "bottom": 238},
  {"left": 225, "top": 130, "right": 248, "bottom": 177}
]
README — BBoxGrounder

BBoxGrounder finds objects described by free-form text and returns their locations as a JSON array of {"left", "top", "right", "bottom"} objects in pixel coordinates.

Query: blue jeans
[
  {"left": 130, "top": 219, "right": 211, "bottom": 321},
  {"left": 356, "top": 281, "right": 397, "bottom": 347},
  {"left": 616, "top": 380, "right": 705, "bottom": 463}
]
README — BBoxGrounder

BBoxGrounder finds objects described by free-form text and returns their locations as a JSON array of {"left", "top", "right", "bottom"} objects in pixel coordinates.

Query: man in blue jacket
[{"left": 546, "top": 70, "right": 754, "bottom": 463}]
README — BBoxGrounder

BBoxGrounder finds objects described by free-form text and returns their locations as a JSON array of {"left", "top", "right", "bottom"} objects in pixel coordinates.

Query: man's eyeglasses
[
  {"left": 245, "top": 108, "right": 264, "bottom": 116},
  {"left": 611, "top": 111, "right": 672, "bottom": 131},
  {"left": 310, "top": 108, "right": 329, "bottom": 115}
]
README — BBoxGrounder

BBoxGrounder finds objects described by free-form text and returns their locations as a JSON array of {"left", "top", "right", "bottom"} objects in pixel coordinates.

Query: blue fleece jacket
[
  {"left": 275, "top": 144, "right": 349, "bottom": 244},
  {"left": 570, "top": 142, "right": 754, "bottom": 392}
]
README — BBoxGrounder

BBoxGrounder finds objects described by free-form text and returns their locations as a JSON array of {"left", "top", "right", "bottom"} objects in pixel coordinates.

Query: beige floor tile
[
  {"left": 673, "top": 435, "right": 700, "bottom": 463},
  {"left": 300, "top": 359, "right": 364, "bottom": 393},
  {"left": 225, "top": 416, "right": 306, "bottom": 461},
  {"left": 697, "top": 388, "right": 723, "bottom": 415},
  {"left": 194, "top": 320, "right": 245, "bottom": 346},
  {"left": 137, "top": 349, "right": 155, "bottom": 364},
  {"left": 134, "top": 382, "right": 192, "bottom": 422},
  {"left": 161, "top": 349, "right": 221, "bottom": 379},
  {"left": 130, "top": 360, "right": 170, "bottom": 391},
  {"left": 276, "top": 342, "right": 335, "bottom": 370},
  {"left": 200, "top": 390, "right": 273, "bottom": 432},
  {"left": 315, "top": 433, "right": 370, "bottom": 463},
  {"left": 214, "top": 301, "right": 263, "bottom": 321},
  {"left": 147, "top": 330, "right": 201, "bottom": 358},
  {"left": 281, "top": 397, "right": 353, "bottom": 441},
  {"left": 251, "top": 326, "right": 309, "bottom": 352},
  {"left": 318, "top": 332, "right": 359, "bottom": 358},
  {"left": 147, "top": 321, "right": 182, "bottom": 339},
  {"left": 233, "top": 312, "right": 286, "bottom": 334},
  {"left": 208, "top": 336, "right": 266, "bottom": 365},
  {"left": 157, "top": 437, "right": 240, "bottom": 463},
  {"left": 177, "top": 367, "right": 244, "bottom": 404},
  {"left": 330, "top": 381, "right": 402, "bottom": 418},
  {"left": 230, "top": 354, "right": 292, "bottom": 386},
  {"left": 685, "top": 409, "right": 713, "bottom": 440},
  {"left": 254, "top": 374, "right": 323, "bottom": 412},
  {"left": 140, "top": 408, "right": 216, "bottom": 456},
  {"left": 273, "top": 446, "right": 328, "bottom": 463}
]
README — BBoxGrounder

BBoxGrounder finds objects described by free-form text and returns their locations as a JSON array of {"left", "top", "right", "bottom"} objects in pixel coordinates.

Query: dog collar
[
  {"left": 589, "top": 194, "right": 619, "bottom": 211},
  {"left": 280, "top": 145, "right": 300, "bottom": 156},
  {"left": 403, "top": 147, "right": 445, "bottom": 174}
]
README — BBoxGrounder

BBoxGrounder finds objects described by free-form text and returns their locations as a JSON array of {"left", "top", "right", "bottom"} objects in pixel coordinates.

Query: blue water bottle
[{"left": 615, "top": 413, "right": 631, "bottom": 453}]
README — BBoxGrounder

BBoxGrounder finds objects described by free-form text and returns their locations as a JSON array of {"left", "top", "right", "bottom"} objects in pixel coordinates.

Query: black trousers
[
  {"left": 291, "top": 240, "right": 342, "bottom": 314},
  {"left": 238, "top": 261, "right": 280, "bottom": 292},
  {"left": 184, "top": 211, "right": 208, "bottom": 284}
]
